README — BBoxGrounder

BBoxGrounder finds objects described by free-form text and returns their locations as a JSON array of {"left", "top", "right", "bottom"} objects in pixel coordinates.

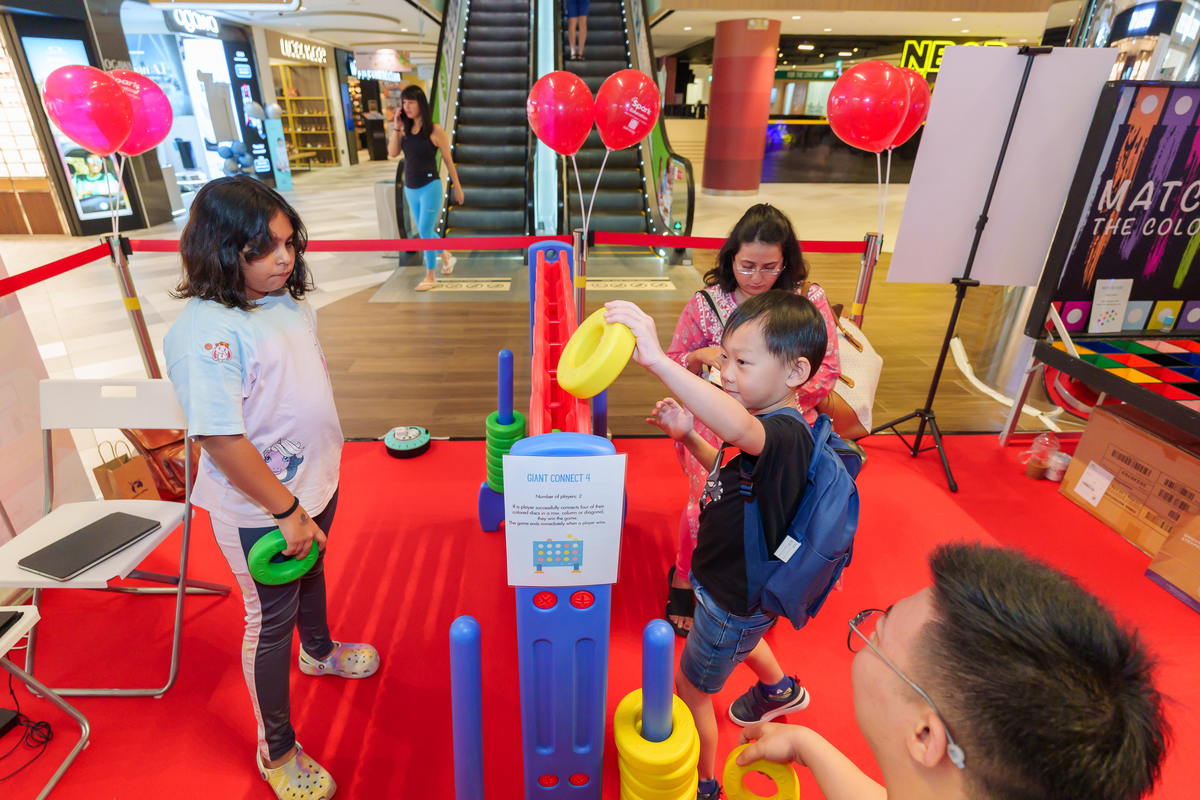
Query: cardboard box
[
  {"left": 1147, "top": 528, "right": 1200, "bottom": 614},
  {"left": 1060, "top": 404, "right": 1200, "bottom": 556}
]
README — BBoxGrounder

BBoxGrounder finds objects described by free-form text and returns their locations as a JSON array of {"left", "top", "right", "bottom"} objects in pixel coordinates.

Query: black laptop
[{"left": 18, "top": 512, "right": 162, "bottom": 582}]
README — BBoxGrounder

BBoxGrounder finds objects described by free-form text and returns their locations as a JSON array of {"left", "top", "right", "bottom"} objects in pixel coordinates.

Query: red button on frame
[
  {"left": 538, "top": 774, "right": 559, "bottom": 787},
  {"left": 570, "top": 591, "right": 594, "bottom": 609},
  {"left": 533, "top": 591, "right": 557, "bottom": 609},
  {"left": 569, "top": 773, "right": 589, "bottom": 786}
]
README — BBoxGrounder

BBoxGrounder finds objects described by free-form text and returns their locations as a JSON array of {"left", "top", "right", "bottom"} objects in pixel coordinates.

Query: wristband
[{"left": 272, "top": 495, "right": 300, "bottom": 520}]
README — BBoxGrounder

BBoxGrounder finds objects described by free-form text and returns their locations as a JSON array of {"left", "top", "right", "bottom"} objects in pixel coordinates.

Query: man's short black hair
[
  {"left": 722, "top": 290, "right": 826, "bottom": 379},
  {"left": 920, "top": 543, "right": 1169, "bottom": 800}
]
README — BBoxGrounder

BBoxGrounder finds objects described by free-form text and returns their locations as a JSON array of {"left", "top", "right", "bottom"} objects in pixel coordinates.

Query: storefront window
[
  {"left": 0, "top": 36, "right": 46, "bottom": 181},
  {"left": 804, "top": 81, "right": 834, "bottom": 117}
]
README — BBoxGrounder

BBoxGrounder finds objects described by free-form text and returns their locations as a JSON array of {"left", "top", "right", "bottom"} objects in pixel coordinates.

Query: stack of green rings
[{"left": 485, "top": 409, "right": 526, "bottom": 494}]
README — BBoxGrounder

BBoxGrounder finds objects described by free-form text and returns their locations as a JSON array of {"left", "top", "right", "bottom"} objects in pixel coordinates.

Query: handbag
[
  {"left": 825, "top": 307, "right": 882, "bottom": 434},
  {"left": 122, "top": 428, "right": 200, "bottom": 502},
  {"left": 93, "top": 441, "right": 162, "bottom": 501}
]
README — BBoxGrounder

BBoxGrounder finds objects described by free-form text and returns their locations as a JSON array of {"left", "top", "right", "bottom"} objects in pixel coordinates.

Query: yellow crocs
[
  {"left": 299, "top": 641, "right": 380, "bottom": 679},
  {"left": 258, "top": 743, "right": 336, "bottom": 800}
]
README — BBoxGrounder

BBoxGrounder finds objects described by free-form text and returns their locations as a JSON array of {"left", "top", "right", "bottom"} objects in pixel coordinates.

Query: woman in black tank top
[{"left": 388, "top": 84, "right": 465, "bottom": 291}]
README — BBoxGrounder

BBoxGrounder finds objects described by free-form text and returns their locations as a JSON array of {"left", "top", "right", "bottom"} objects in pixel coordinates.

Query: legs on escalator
[
  {"left": 404, "top": 180, "right": 443, "bottom": 291},
  {"left": 566, "top": 0, "right": 588, "bottom": 59}
]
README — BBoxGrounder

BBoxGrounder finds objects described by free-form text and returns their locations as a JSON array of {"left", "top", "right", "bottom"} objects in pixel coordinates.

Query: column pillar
[{"left": 703, "top": 19, "right": 780, "bottom": 195}]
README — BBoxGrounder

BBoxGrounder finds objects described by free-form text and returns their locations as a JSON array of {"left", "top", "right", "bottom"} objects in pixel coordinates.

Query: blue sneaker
[
  {"left": 727, "top": 677, "right": 810, "bottom": 727},
  {"left": 697, "top": 780, "right": 720, "bottom": 800}
]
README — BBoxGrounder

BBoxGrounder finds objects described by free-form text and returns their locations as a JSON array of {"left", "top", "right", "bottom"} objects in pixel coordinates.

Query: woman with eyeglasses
[{"left": 661, "top": 203, "right": 841, "bottom": 636}]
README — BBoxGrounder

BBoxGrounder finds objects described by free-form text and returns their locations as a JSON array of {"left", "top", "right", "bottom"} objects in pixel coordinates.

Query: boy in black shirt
[{"left": 604, "top": 291, "right": 828, "bottom": 800}]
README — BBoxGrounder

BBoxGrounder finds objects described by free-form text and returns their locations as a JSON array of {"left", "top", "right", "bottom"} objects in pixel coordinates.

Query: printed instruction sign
[
  {"left": 1089, "top": 278, "right": 1133, "bottom": 333},
  {"left": 503, "top": 455, "right": 627, "bottom": 587}
]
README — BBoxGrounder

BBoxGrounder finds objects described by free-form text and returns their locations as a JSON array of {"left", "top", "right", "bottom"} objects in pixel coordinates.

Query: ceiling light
[
  {"left": 853, "top": 47, "right": 858, "bottom": 52},
  {"left": 838, "top": 51, "right": 852, "bottom": 56},
  {"left": 791, "top": 15, "right": 800, "bottom": 19},
  {"left": 951, "top": 17, "right": 961, "bottom": 22},
  {"left": 798, "top": 44, "right": 813, "bottom": 50},
  {"left": 401, "top": 28, "right": 408, "bottom": 31},
  {"left": 684, "top": 26, "right": 692, "bottom": 30},
  {"left": 823, "top": 28, "right": 832, "bottom": 32},
  {"left": 961, "top": 29, "right": 970, "bottom": 33},
  {"left": 1019, "top": 38, "right": 1027, "bottom": 42}
]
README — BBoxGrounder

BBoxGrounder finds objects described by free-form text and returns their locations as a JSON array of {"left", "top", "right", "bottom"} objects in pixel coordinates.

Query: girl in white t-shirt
[{"left": 164, "top": 176, "right": 377, "bottom": 800}]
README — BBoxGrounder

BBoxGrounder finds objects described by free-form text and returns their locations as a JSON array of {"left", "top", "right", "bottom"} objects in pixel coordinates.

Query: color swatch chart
[{"left": 1052, "top": 339, "right": 1200, "bottom": 412}]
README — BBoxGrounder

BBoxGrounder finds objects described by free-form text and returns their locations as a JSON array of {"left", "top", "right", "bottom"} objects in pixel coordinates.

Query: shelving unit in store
[{"left": 271, "top": 64, "right": 337, "bottom": 167}]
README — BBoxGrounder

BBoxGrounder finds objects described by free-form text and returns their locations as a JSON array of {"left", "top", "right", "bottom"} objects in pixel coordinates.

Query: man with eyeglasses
[{"left": 736, "top": 543, "right": 1168, "bottom": 800}]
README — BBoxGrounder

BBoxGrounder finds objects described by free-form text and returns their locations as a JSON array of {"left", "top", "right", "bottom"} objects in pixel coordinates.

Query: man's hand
[
  {"left": 737, "top": 722, "right": 807, "bottom": 767},
  {"left": 604, "top": 300, "right": 666, "bottom": 371},
  {"left": 277, "top": 504, "right": 326, "bottom": 560},
  {"left": 647, "top": 398, "right": 694, "bottom": 441}
]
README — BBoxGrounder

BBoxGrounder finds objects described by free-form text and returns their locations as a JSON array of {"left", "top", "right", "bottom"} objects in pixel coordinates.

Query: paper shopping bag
[{"left": 93, "top": 441, "right": 161, "bottom": 501}]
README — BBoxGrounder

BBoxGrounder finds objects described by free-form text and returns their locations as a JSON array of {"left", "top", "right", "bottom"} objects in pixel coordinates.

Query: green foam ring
[
  {"left": 487, "top": 462, "right": 506, "bottom": 486},
  {"left": 486, "top": 442, "right": 515, "bottom": 460},
  {"left": 486, "top": 449, "right": 505, "bottom": 472},
  {"left": 485, "top": 409, "right": 526, "bottom": 440},
  {"left": 247, "top": 528, "right": 319, "bottom": 586},
  {"left": 487, "top": 476, "right": 504, "bottom": 494},
  {"left": 486, "top": 427, "right": 525, "bottom": 449}
]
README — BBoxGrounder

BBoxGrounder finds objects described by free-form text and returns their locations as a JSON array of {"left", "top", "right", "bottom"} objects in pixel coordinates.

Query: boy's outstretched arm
[
  {"left": 605, "top": 301, "right": 766, "bottom": 455},
  {"left": 738, "top": 722, "right": 887, "bottom": 800}
]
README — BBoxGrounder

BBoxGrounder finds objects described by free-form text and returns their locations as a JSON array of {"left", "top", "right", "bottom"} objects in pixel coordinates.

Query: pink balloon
[
  {"left": 889, "top": 69, "right": 931, "bottom": 149},
  {"left": 594, "top": 69, "right": 660, "bottom": 151},
  {"left": 527, "top": 71, "right": 594, "bottom": 156},
  {"left": 41, "top": 65, "right": 132, "bottom": 157},
  {"left": 108, "top": 69, "right": 173, "bottom": 156}
]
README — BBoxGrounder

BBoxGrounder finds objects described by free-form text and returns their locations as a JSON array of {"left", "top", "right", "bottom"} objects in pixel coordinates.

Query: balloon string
[
  {"left": 882, "top": 148, "right": 892, "bottom": 261},
  {"left": 585, "top": 149, "right": 610, "bottom": 238},
  {"left": 571, "top": 153, "right": 585, "bottom": 235},
  {"left": 875, "top": 152, "right": 884, "bottom": 264},
  {"left": 108, "top": 153, "right": 127, "bottom": 245}
]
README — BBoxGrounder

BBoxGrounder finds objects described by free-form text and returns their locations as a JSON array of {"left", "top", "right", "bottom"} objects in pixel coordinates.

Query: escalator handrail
[
  {"left": 630, "top": 0, "right": 696, "bottom": 238},
  {"left": 526, "top": 0, "right": 537, "bottom": 235},
  {"left": 430, "top": 0, "right": 468, "bottom": 237}
]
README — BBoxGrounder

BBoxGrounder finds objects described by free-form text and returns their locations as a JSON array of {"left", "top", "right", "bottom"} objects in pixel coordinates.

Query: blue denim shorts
[
  {"left": 565, "top": 0, "right": 589, "bottom": 18},
  {"left": 679, "top": 576, "right": 776, "bottom": 694}
]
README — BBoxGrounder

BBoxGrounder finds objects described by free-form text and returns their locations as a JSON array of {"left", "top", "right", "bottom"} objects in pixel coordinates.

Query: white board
[
  {"left": 888, "top": 46, "right": 1118, "bottom": 287},
  {"left": 503, "top": 454, "right": 627, "bottom": 587}
]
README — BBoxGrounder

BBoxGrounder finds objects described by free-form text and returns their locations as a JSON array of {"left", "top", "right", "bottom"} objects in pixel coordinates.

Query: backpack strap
[{"left": 696, "top": 288, "right": 727, "bottom": 329}]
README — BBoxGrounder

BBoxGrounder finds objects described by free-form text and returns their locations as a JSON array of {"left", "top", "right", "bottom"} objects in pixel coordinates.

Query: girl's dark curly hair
[
  {"left": 173, "top": 176, "right": 311, "bottom": 311},
  {"left": 704, "top": 203, "right": 807, "bottom": 294}
]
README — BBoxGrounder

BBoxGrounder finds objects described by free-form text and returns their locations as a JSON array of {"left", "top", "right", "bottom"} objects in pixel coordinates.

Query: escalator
[
  {"left": 560, "top": 0, "right": 648, "bottom": 233},
  {"left": 442, "top": 0, "right": 535, "bottom": 238}
]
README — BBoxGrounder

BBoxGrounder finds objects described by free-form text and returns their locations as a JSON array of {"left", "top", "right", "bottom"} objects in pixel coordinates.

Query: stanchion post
[
  {"left": 572, "top": 228, "right": 587, "bottom": 323},
  {"left": 591, "top": 389, "right": 608, "bottom": 439},
  {"left": 641, "top": 619, "right": 674, "bottom": 743},
  {"left": 105, "top": 233, "right": 161, "bottom": 379},
  {"left": 450, "top": 616, "right": 485, "bottom": 800},
  {"left": 498, "top": 349, "right": 514, "bottom": 427},
  {"left": 851, "top": 232, "right": 880, "bottom": 329}
]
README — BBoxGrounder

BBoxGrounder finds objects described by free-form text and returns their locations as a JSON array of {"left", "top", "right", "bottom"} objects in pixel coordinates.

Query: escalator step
[
  {"left": 461, "top": 89, "right": 528, "bottom": 108},
  {"left": 574, "top": 169, "right": 642, "bottom": 189},
  {"left": 565, "top": 30, "right": 625, "bottom": 45},
  {"left": 459, "top": 106, "right": 526, "bottom": 125},
  {"left": 455, "top": 186, "right": 526, "bottom": 207},
  {"left": 472, "top": 0, "right": 529, "bottom": 11},
  {"left": 470, "top": 25, "right": 528, "bottom": 41},
  {"left": 569, "top": 212, "right": 647, "bottom": 233},
  {"left": 585, "top": 0, "right": 623, "bottom": 10},
  {"left": 470, "top": 11, "right": 530, "bottom": 27},
  {"left": 573, "top": 149, "right": 639, "bottom": 169},
  {"left": 444, "top": 227, "right": 526, "bottom": 238},
  {"left": 464, "top": 56, "right": 528, "bottom": 73},
  {"left": 569, "top": 190, "right": 645, "bottom": 212},
  {"left": 465, "top": 40, "right": 528, "bottom": 57},
  {"left": 455, "top": 144, "right": 527, "bottom": 164},
  {"left": 461, "top": 72, "right": 527, "bottom": 91},
  {"left": 567, "top": 15, "right": 624, "bottom": 30},
  {"left": 570, "top": 45, "right": 626, "bottom": 60},
  {"left": 455, "top": 125, "right": 527, "bottom": 145},
  {"left": 565, "top": 60, "right": 628, "bottom": 77},
  {"left": 448, "top": 208, "right": 526, "bottom": 229},
  {"left": 457, "top": 164, "right": 526, "bottom": 185}
]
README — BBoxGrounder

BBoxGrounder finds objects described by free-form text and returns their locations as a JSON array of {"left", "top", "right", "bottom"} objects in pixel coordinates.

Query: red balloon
[
  {"left": 527, "top": 71, "right": 594, "bottom": 156},
  {"left": 826, "top": 61, "right": 910, "bottom": 154},
  {"left": 41, "top": 65, "right": 133, "bottom": 157},
  {"left": 109, "top": 70, "right": 174, "bottom": 156},
  {"left": 594, "top": 69, "right": 660, "bottom": 151},
  {"left": 889, "top": 69, "right": 931, "bottom": 149}
]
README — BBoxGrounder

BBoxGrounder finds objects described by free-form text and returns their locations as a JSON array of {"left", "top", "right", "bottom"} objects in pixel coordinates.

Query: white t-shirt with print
[{"left": 164, "top": 292, "right": 343, "bottom": 527}]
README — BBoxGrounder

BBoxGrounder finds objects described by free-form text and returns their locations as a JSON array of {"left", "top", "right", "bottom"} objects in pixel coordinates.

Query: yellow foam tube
[
  {"left": 614, "top": 690, "right": 700, "bottom": 800},
  {"left": 556, "top": 307, "right": 636, "bottom": 399},
  {"left": 722, "top": 744, "right": 800, "bottom": 800}
]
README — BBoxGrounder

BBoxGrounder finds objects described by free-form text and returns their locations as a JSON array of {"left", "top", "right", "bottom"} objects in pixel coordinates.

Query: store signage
[
  {"left": 164, "top": 9, "right": 221, "bottom": 38},
  {"left": 281, "top": 38, "right": 327, "bottom": 64},
  {"left": 150, "top": 1, "right": 299, "bottom": 10},
  {"left": 902, "top": 39, "right": 1007, "bottom": 77},
  {"left": 354, "top": 68, "right": 406, "bottom": 82}
]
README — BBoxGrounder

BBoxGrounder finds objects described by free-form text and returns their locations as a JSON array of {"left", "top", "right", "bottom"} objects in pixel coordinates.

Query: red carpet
[{"left": 5, "top": 435, "right": 1198, "bottom": 799}]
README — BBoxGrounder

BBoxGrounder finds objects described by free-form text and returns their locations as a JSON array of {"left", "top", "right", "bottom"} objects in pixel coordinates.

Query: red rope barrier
[
  {"left": 0, "top": 243, "right": 111, "bottom": 299},
  {"left": 593, "top": 232, "right": 869, "bottom": 253}
]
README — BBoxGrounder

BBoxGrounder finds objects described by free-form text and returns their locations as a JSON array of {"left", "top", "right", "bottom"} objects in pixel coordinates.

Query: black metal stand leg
[{"left": 926, "top": 415, "right": 958, "bottom": 492}]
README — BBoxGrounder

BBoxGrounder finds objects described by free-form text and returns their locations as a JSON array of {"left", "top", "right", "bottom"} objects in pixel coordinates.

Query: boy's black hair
[
  {"left": 399, "top": 84, "right": 433, "bottom": 136},
  {"left": 920, "top": 543, "right": 1169, "bottom": 800},
  {"left": 705, "top": 203, "right": 807, "bottom": 294},
  {"left": 173, "top": 176, "right": 311, "bottom": 311},
  {"left": 722, "top": 290, "right": 826, "bottom": 378}
]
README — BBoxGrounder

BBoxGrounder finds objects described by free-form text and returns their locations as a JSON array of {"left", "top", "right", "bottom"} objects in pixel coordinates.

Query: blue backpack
[{"left": 739, "top": 409, "right": 861, "bottom": 629}]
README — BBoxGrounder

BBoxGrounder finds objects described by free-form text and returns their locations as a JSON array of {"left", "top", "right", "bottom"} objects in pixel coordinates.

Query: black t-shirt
[{"left": 690, "top": 413, "right": 814, "bottom": 615}]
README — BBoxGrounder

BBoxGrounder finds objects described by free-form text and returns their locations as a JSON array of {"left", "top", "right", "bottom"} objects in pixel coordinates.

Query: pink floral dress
[{"left": 666, "top": 283, "right": 841, "bottom": 575}]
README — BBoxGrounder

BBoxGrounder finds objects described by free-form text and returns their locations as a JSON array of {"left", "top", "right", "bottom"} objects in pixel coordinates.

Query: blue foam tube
[
  {"left": 591, "top": 389, "right": 608, "bottom": 439},
  {"left": 641, "top": 619, "right": 675, "bottom": 743},
  {"left": 498, "top": 348, "right": 514, "bottom": 426},
  {"left": 450, "top": 616, "right": 485, "bottom": 800}
]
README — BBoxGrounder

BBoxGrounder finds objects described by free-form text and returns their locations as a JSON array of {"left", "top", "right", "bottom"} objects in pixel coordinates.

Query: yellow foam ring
[
  {"left": 123, "top": 296, "right": 141, "bottom": 310},
  {"left": 722, "top": 744, "right": 800, "bottom": 800},
  {"left": 614, "top": 690, "right": 699, "bottom": 775},
  {"left": 556, "top": 307, "right": 636, "bottom": 399},
  {"left": 850, "top": 302, "right": 863, "bottom": 315},
  {"left": 620, "top": 767, "right": 698, "bottom": 800},
  {"left": 574, "top": 274, "right": 587, "bottom": 288},
  {"left": 619, "top": 736, "right": 699, "bottom": 789}
]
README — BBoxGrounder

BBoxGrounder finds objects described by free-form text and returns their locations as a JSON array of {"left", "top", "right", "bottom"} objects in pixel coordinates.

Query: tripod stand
[{"left": 870, "top": 46, "right": 1052, "bottom": 493}]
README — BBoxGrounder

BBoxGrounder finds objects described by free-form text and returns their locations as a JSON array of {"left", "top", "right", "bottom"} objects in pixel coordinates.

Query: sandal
[
  {"left": 441, "top": 253, "right": 456, "bottom": 275},
  {"left": 665, "top": 564, "right": 695, "bottom": 638},
  {"left": 414, "top": 276, "right": 437, "bottom": 292},
  {"left": 258, "top": 742, "right": 336, "bottom": 800}
]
